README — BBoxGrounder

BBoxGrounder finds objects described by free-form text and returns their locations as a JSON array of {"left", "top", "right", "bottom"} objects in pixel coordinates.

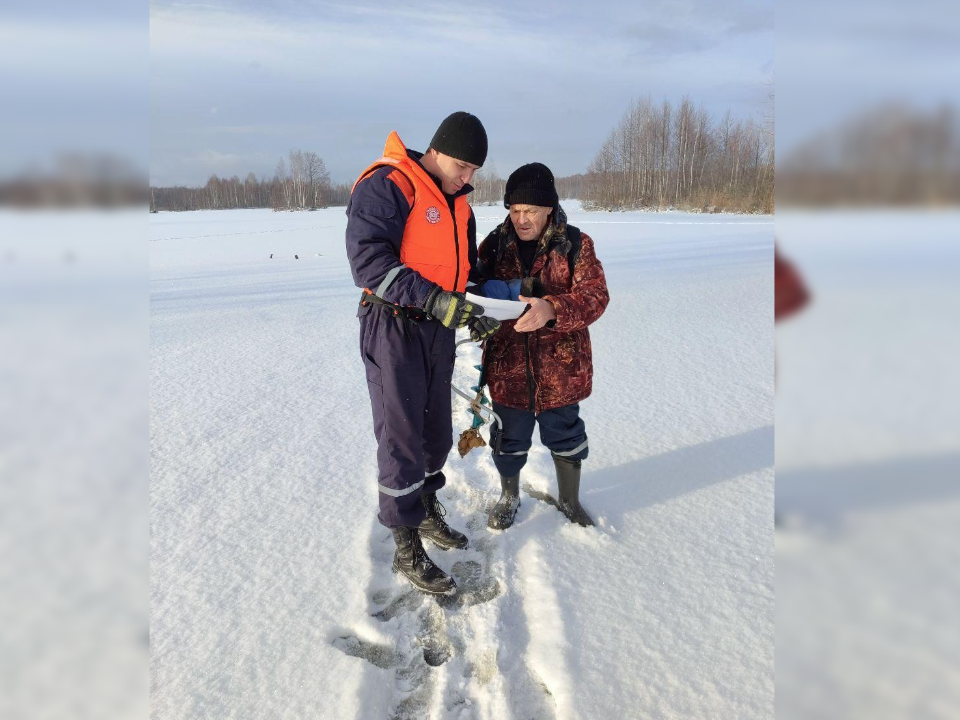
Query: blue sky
[
  {"left": 4, "top": 0, "right": 955, "bottom": 186},
  {"left": 1, "top": 3, "right": 147, "bottom": 178},
  {"left": 149, "top": 0, "right": 774, "bottom": 186}
]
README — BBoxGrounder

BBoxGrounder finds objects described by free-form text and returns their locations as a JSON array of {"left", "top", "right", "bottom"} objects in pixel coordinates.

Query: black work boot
[
  {"left": 488, "top": 474, "right": 520, "bottom": 530},
  {"left": 419, "top": 492, "right": 468, "bottom": 550},
  {"left": 553, "top": 456, "right": 594, "bottom": 527},
  {"left": 391, "top": 526, "right": 457, "bottom": 596}
]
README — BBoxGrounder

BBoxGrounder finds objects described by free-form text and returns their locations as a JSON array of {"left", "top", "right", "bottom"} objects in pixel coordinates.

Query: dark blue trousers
[
  {"left": 489, "top": 402, "right": 589, "bottom": 477},
  {"left": 360, "top": 305, "right": 455, "bottom": 528}
]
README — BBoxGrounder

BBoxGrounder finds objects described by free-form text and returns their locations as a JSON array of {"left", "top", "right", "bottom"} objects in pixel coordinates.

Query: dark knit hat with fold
[
  {"left": 503, "top": 162, "right": 559, "bottom": 209},
  {"left": 429, "top": 112, "right": 488, "bottom": 167}
]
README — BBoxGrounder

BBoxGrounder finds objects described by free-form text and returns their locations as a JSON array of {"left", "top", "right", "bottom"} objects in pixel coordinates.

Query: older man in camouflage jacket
[{"left": 476, "top": 163, "right": 609, "bottom": 528}]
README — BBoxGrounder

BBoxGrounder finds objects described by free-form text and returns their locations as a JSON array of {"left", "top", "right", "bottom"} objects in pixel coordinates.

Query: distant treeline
[
  {"left": 151, "top": 157, "right": 575, "bottom": 211},
  {"left": 777, "top": 104, "right": 960, "bottom": 207},
  {"left": 581, "top": 96, "right": 774, "bottom": 213},
  {"left": 151, "top": 150, "right": 352, "bottom": 212},
  {"left": 2, "top": 154, "right": 145, "bottom": 208},
  {"left": 151, "top": 95, "right": 774, "bottom": 213},
  {"left": 469, "top": 167, "right": 584, "bottom": 206}
]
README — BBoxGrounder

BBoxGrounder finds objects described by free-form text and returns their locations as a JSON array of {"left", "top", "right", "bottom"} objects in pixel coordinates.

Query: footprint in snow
[
  {"left": 372, "top": 589, "right": 425, "bottom": 622},
  {"left": 369, "top": 589, "right": 453, "bottom": 667},
  {"left": 331, "top": 634, "right": 399, "bottom": 669},
  {"left": 436, "top": 560, "right": 502, "bottom": 610},
  {"left": 371, "top": 589, "right": 392, "bottom": 605},
  {"left": 418, "top": 603, "right": 452, "bottom": 667}
]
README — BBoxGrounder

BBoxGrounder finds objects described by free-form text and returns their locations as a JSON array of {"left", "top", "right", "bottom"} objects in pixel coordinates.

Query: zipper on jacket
[
  {"left": 524, "top": 334, "right": 536, "bottom": 411},
  {"left": 512, "top": 243, "right": 537, "bottom": 411}
]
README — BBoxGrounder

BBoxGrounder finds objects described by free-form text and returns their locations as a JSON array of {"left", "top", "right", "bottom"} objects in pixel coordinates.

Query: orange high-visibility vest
[{"left": 352, "top": 132, "right": 471, "bottom": 293}]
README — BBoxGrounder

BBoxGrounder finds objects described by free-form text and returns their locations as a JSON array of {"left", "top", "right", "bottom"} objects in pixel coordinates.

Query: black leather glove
[
  {"left": 467, "top": 315, "right": 501, "bottom": 342},
  {"left": 424, "top": 287, "right": 484, "bottom": 329}
]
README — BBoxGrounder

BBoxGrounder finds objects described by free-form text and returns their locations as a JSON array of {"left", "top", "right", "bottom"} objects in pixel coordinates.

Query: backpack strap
[
  {"left": 478, "top": 227, "right": 506, "bottom": 280},
  {"left": 565, "top": 224, "right": 583, "bottom": 277}
]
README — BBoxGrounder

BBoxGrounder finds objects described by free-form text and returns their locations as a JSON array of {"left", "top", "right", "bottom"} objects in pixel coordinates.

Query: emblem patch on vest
[{"left": 425, "top": 206, "right": 441, "bottom": 224}]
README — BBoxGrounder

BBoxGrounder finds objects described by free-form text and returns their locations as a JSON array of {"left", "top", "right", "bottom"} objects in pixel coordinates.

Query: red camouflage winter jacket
[
  {"left": 774, "top": 246, "right": 810, "bottom": 321},
  {"left": 478, "top": 208, "right": 609, "bottom": 412}
]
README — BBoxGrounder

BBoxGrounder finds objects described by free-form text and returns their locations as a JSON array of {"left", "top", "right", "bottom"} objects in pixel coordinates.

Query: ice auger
[{"left": 452, "top": 337, "right": 502, "bottom": 457}]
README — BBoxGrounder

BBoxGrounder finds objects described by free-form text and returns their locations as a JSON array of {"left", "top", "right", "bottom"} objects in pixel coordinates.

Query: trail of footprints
[{"left": 332, "top": 483, "right": 558, "bottom": 720}]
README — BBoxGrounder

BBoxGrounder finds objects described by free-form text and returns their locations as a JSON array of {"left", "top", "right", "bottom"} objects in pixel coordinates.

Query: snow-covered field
[
  {"left": 775, "top": 211, "right": 960, "bottom": 720},
  {"left": 150, "top": 202, "right": 774, "bottom": 720}
]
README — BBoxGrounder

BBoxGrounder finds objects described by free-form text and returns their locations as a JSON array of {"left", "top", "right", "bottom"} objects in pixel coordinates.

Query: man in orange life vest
[{"left": 345, "top": 112, "right": 500, "bottom": 595}]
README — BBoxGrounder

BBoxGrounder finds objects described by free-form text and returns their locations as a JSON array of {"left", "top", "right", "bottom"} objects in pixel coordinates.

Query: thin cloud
[
  {"left": 196, "top": 149, "right": 242, "bottom": 165},
  {"left": 151, "top": 0, "right": 773, "bottom": 185}
]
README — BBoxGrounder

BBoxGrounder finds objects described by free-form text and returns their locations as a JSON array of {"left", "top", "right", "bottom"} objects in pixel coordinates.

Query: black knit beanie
[
  {"left": 503, "top": 162, "right": 558, "bottom": 209},
  {"left": 429, "top": 112, "right": 488, "bottom": 167}
]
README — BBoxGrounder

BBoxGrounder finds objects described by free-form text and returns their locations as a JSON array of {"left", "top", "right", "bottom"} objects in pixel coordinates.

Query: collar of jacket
[
  {"left": 372, "top": 131, "right": 474, "bottom": 206},
  {"left": 405, "top": 148, "right": 475, "bottom": 202}
]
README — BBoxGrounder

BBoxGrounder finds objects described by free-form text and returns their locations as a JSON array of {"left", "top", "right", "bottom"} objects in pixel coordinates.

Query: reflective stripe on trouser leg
[
  {"left": 552, "top": 438, "right": 589, "bottom": 457},
  {"left": 538, "top": 404, "right": 589, "bottom": 462},
  {"left": 378, "top": 479, "right": 425, "bottom": 497},
  {"left": 381, "top": 469, "right": 442, "bottom": 500}
]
